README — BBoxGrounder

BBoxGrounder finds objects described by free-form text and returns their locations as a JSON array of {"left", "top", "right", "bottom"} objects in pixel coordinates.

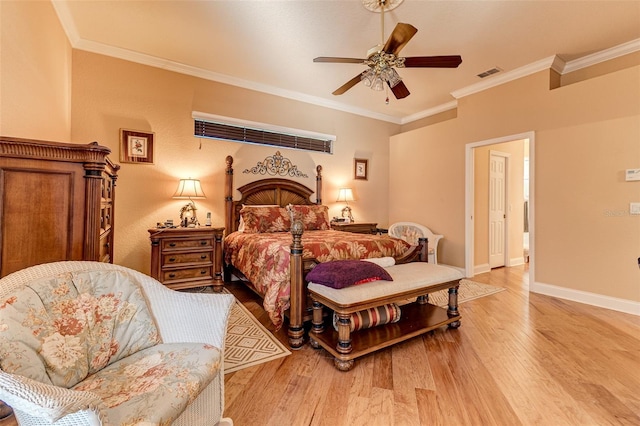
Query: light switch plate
[
  {"left": 626, "top": 169, "right": 640, "bottom": 181},
  {"left": 630, "top": 202, "right": 640, "bottom": 215}
]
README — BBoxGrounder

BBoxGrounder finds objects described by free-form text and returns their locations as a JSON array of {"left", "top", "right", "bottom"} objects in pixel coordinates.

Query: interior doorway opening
[{"left": 465, "top": 132, "right": 535, "bottom": 285}]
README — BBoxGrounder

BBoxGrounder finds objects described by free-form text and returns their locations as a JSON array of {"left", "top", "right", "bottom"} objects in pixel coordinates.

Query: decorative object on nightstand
[
  {"left": 331, "top": 222, "right": 378, "bottom": 234},
  {"left": 148, "top": 226, "right": 225, "bottom": 291},
  {"left": 173, "top": 178, "right": 205, "bottom": 227},
  {"left": 336, "top": 187, "right": 355, "bottom": 222}
]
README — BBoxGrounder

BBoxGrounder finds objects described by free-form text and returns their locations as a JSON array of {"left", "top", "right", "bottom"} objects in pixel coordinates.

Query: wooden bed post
[
  {"left": 224, "top": 155, "right": 234, "bottom": 233},
  {"left": 418, "top": 237, "right": 429, "bottom": 262},
  {"left": 316, "top": 165, "right": 322, "bottom": 205},
  {"left": 288, "top": 220, "right": 305, "bottom": 349}
]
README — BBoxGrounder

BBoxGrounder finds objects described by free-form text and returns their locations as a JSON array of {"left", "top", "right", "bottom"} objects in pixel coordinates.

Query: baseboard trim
[
  {"left": 508, "top": 257, "right": 526, "bottom": 267},
  {"left": 531, "top": 281, "right": 640, "bottom": 316},
  {"left": 474, "top": 263, "right": 491, "bottom": 275}
]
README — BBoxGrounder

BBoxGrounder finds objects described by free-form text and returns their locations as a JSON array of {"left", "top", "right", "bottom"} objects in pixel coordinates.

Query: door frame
[{"left": 465, "top": 131, "right": 535, "bottom": 285}]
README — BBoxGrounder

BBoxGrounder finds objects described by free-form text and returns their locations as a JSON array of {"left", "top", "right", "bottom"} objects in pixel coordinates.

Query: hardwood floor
[
  {"left": 224, "top": 266, "right": 640, "bottom": 426},
  {"left": 2, "top": 266, "right": 637, "bottom": 425}
]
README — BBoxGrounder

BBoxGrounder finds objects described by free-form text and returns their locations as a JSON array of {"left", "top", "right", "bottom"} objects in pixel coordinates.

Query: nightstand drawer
[
  {"left": 162, "top": 238, "right": 212, "bottom": 250},
  {"left": 149, "top": 227, "right": 225, "bottom": 291},
  {"left": 162, "top": 266, "right": 212, "bottom": 282},
  {"left": 163, "top": 251, "right": 211, "bottom": 265},
  {"left": 331, "top": 222, "right": 378, "bottom": 234}
]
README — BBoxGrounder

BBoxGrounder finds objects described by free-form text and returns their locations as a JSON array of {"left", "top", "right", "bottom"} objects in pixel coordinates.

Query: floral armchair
[
  {"left": 0, "top": 261, "right": 234, "bottom": 425},
  {"left": 388, "top": 222, "right": 444, "bottom": 264}
]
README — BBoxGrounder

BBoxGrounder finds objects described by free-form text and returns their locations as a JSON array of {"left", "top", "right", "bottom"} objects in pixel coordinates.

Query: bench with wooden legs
[{"left": 307, "top": 261, "right": 463, "bottom": 371}]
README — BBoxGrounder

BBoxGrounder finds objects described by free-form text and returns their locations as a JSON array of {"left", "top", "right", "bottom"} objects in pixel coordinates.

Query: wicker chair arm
[
  {"left": 139, "top": 279, "right": 235, "bottom": 347},
  {"left": 0, "top": 370, "right": 105, "bottom": 424}
]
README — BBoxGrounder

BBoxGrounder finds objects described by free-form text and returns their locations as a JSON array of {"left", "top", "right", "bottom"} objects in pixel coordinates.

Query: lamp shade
[
  {"left": 336, "top": 188, "right": 354, "bottom": 203},
  {"left": 173, "top": 178, "right": 206, "bottom": 199}
]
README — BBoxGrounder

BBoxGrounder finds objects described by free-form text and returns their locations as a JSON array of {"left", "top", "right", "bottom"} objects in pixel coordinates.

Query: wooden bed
[{"left": 223, "top": 155, "right": 424, "bottom": 348}]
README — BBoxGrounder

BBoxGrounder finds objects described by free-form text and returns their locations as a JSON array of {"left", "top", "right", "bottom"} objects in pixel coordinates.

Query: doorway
[{"left": 465, "top": 132, "right": 535, "bottom": 285}]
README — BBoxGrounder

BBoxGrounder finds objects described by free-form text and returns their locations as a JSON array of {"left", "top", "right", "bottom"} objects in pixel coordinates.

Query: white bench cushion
[{"left": 308, "top": 262, "right": 463, "bottom": 305}]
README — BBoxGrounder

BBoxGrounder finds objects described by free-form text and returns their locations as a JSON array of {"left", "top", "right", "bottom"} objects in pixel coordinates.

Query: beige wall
[
  {"left": 390, "top": 64, "right": 640, "bottom": 303},
  {"left": 70, "top": 51, "right": 399, "bottom": 273},
  {"left": 473, "top": 139, "right": 526, "bottom": 270},
  {"left": 0, "top": 1, "right": 72, "bottom": 140}
]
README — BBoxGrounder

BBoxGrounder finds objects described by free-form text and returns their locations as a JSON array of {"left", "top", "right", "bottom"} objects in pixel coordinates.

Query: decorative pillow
[
  {"left": 362, "top": 257, "right": 396, "bottom": 268},
  {"left": 239, "top": 206, "right": 291, "bottom": 233},
  {"left": 306, "top": 260, "right": 393, "bottom": 289},
  {"left": 238, "top": 204, "right": 278, "bottom": 232},
  {"left": 333, "top": 303, "right": 402, "bottom": 332},
  {"left": 291, "top": 205, "right": 331, "bottom": 230}
]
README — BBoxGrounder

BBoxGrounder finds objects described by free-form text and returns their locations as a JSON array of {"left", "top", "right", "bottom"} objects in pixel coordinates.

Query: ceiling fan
[{"left": 313, "top": 0, "right": 462, "bottom": 100}]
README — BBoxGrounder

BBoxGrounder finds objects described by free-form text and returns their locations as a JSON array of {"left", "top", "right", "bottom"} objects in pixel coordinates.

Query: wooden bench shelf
[{"left": 310, "top": 301, "right": 460, "bottom": 364}]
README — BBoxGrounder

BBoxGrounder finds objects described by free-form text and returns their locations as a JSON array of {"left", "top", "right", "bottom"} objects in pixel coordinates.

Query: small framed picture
[
  {"left": 120, "top": 129, "right": 155, "bottom": 164},
  {"left": 354, "top": 158, "right": 368, "bottom": 180}
]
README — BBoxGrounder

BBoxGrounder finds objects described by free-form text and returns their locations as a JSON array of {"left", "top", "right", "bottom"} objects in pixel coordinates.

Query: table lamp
[
  {"left": 336, "top": 187, "right": 355, "bottom": 222},
  {"left": 173, "top": 178, "right": 206, "bottom": 227}
]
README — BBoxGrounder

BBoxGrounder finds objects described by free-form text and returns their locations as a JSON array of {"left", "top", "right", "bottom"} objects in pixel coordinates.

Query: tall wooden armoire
[{"left": 0, "top": 136, "right": 120, "bottom": 277}]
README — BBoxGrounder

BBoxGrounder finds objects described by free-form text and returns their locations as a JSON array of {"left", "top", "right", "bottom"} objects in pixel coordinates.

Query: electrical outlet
[{"left": 630, "top": 203, "right": 640, "bottom": 215}]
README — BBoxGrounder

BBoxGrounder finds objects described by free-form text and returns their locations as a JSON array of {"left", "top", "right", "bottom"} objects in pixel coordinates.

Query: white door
[{"left": 489, "top": 153, "right": 507, "bottom": 268}]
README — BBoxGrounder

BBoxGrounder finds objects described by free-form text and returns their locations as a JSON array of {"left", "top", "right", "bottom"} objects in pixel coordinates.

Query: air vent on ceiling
[{"left": 477, "top": 67, "right": 503, "bottom": 78}]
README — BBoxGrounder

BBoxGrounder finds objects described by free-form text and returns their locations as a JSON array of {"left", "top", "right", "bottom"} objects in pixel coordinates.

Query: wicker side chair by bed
[
  {"left": 388, "top": 222, "right": 444, "bottom": 264},
  {"left": 0, "top": 261, "right": 234, "bottom": 426}
]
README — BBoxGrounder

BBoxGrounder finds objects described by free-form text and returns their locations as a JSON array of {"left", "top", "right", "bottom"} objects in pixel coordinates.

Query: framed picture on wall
[
  {"left": 354, "top": 158, "right": 368, "bottom": 180},
  {"left": 120, "top": 129, "right": 155, "bottom": 164}
]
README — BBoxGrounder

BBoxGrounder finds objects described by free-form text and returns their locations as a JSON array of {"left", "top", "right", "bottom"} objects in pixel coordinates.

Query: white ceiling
[{"left": 53, "top": 0, "right": 640, "bottom": 124}]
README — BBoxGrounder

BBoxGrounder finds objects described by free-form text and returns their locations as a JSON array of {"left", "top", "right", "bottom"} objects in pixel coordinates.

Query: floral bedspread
[{"left": 224, "top": 230, "right": 412, "bottom": 329}]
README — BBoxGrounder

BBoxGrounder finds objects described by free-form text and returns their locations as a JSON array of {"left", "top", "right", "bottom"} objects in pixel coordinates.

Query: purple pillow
[{"left": 306, "top": 260, "right": 393, "bottom": 289}]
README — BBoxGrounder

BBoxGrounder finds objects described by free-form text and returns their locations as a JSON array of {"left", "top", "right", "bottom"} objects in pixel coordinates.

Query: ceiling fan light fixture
[
  {"left": 383, "top": 68, "right": 402, "bottom": 88},
  {"left": 371, "top": 77, "right": 385, "bottom": 91},
  {"left": 361, "top": 69, "right": 375, "bottom": 87}
]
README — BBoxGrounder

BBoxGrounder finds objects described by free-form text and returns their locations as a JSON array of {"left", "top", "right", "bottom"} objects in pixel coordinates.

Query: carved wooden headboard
[{"left": 224, "top": 155, "right": 323, "bottom": 233}]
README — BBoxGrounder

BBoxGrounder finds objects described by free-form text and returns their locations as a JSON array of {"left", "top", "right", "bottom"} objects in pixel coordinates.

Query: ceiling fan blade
[
  {"left": 404, "top": 55, "right": 463, "bottom": 68},
  {"left": 332, "top": 73, "right": 363, "bottom": 95},
  {"left": 314, "top": 57, "right": 365, "bottom": 64},
  {"left": 382, "top": 23, "right": 418, "bottom": 56},
  {"left": 390, "top": 80, "right": 410, "bottom": 99}
]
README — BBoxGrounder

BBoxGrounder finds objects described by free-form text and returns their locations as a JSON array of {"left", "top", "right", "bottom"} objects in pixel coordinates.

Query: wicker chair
[
  {"left": 388, "top": 222, "right": 444, "bottom": 264},
  {"left": 0, "top": 261, "right": 234, "bottom": 425}
]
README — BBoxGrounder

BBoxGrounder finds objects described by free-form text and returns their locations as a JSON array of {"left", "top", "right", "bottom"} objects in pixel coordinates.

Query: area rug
[
  {"left": 224, "top": 299, "right": 291, "bottom": 374},
  {"left": 425, "top": 279, "right": 505, "bottom": 307}
]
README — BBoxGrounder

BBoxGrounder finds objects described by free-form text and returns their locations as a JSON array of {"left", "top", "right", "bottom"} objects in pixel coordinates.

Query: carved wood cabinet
[
  {"left": 148, "top": 227, "right": 225, "bottom": 291},
  {"left": 0, "top": 136, "right": 119, "bottom": 277}
]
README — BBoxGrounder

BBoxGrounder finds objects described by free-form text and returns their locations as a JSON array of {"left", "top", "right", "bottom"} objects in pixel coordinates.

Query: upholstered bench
[{"left": 307, "top": 261, "right": 463, "bottom": 371}]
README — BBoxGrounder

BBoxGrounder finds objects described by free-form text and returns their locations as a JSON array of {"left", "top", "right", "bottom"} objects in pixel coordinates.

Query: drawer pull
[
  {"left": 200, "top": 240, "right": 208, "bottom": 246},
  {"left": 169, "top": 243, "right": 176, "bottom": 247},
  {"left": 200, "top": 270, "right": 207, "bottom": 275},
  {"left": 200, "top": 255, "right": 207, "bottom": 260},
  {"left": 169, "top": 257, "right": 176, "bottom": 262},
  {"left": 168, "top": 273, "right": 176, "bottom": 278}
]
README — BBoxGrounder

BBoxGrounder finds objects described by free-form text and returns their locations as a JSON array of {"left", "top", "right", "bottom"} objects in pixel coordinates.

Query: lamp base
[
  {"left": 179, "top": 202, "right": 199, "bottom": 227},
  {"left": 341, "top": 206, "right": 354, "bottom": 223}
]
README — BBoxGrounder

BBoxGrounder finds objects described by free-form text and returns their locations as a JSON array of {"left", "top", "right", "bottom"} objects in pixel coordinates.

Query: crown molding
[
  {"left": 400, "top": 101, "right": 458, "bottom": 125},
  {"left": 561, "top": 38, "right": 640, "bottom": 74},
  {"left": 450, "top": 56, "right": 561, "bottom": 100}
]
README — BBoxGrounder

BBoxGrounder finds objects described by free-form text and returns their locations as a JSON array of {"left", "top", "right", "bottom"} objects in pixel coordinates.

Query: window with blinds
[{"left": 194, "top": 118, "right": 334, "bottom": 154}]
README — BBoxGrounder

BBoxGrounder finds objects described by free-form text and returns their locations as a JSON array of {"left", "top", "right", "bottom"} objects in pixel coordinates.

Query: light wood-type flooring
[
  {"left": 223, "top": 265, "right": 640, "bottom": 426},
  {"left": 1, "top": 265, "right": 638, "bottom": 426}
]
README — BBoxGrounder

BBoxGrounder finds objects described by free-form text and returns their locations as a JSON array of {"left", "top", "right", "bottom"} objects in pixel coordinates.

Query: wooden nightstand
[
  {"left": 148, "top": 227, "right": 224, "bottom": 291},
  {"left": 330, "top": 222, "right": 378, "bottom": 234}
]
